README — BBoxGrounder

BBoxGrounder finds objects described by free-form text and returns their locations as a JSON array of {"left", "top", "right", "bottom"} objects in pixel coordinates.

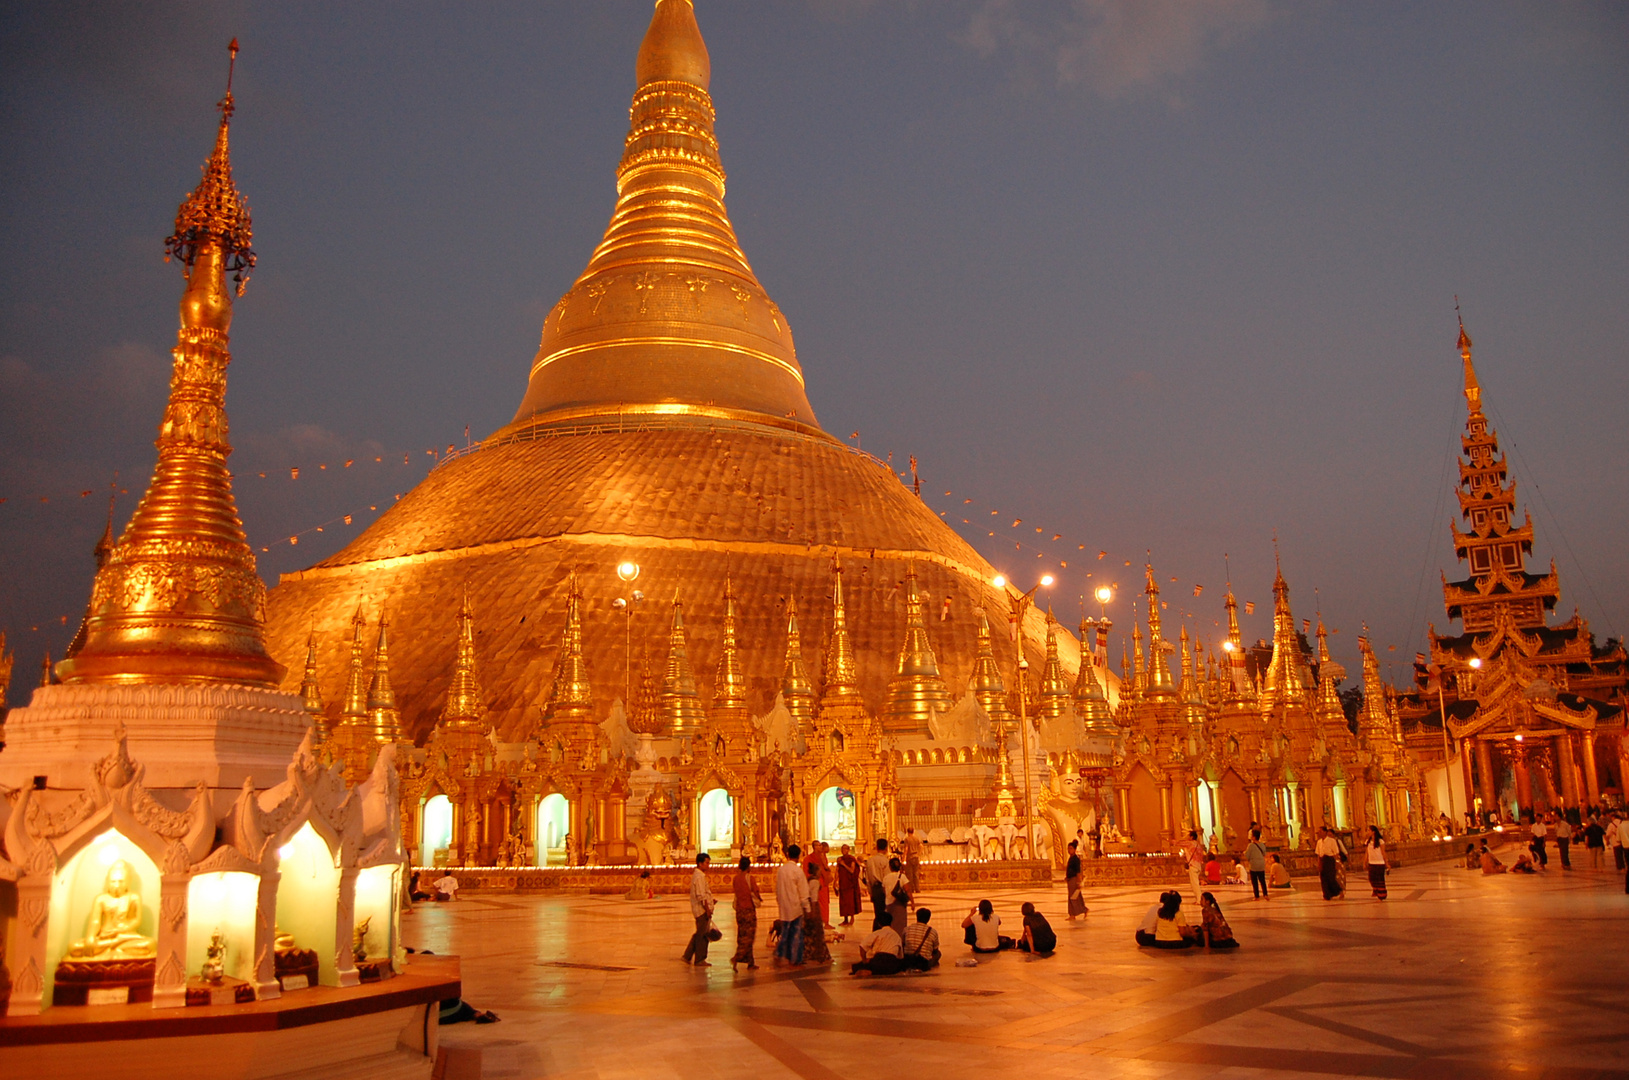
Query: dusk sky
[{"left": 2, "top": 1, "right": 1625, "bottom": 706}]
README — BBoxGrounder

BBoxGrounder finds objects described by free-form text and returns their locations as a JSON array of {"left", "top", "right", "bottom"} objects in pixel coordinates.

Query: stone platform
[
  {"left": 411, "top": 841, "right": 1629, "bottom": 1080},
  {"left": 419, "top": 859, "right": 1055, "bottom": 896},
  {"left": 0, "top": 954, "right": 460, "bottom": 1079}
]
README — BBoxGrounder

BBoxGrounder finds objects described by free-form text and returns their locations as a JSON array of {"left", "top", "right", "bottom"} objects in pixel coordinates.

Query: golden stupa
[{"left": 264, "top": 0, "right": 1082, "bottom": 740}]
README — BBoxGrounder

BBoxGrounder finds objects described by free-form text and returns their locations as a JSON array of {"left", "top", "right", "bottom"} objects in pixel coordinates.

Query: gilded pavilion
[{"left": 1394, "top": 320, "right": 1628, "bottom": 821}]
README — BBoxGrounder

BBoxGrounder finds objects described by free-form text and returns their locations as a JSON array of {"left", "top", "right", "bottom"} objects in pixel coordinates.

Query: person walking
[
  {"left": 1179, "top": 829, "right": 1205, "bottom": 908},
  {"left": 1610, "top": 812, "right": 1625, "bottom": 872},
  {"left": 1244, "top": 830, "right": 1269, "bottom": 900},
  {"left": 836, "top": 844, "right": 862, "bottom": 926},
  {"left": 681, "top": 853, "right": 716, "bottom": 966},
  {"left": 1064, "top": 840, "right": 1088, "bottom": 920},
  {"left": 730, "top": 855, "right": 761, "bottom": 972},
  {"left": 1555, "top": 816, "right": 1573, "bottom": 870},
  {"left": 774, "top": 845, "right": 811, "bottom": 964},
  {"left": 1584, "top": 817, "right": 1606, "bottom": 870},
  {"left": 1618, "top": 814, "right": 1629, "bottom": 894},
  {"left": 863, "top": 838, "right": 893, "bottom": 930},
  {"left": 804, "top": 842, "right": 832, "bottom": 926},
  {"left": 1315, "top": 826, "right": 1342, "bottom": 900},
  {"left": 1364, "top": 826, "right": 1389, "bottom": 900}
]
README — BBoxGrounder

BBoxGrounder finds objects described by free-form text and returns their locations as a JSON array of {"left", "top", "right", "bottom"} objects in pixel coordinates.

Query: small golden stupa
[{"left": 264, "top": 0, "right": 1083, "bottom": 744}]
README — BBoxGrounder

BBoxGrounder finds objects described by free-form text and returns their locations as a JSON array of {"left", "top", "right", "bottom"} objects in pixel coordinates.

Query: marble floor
[{"left": 409, "top": 849, "right": 1629, "bottom": 1080}]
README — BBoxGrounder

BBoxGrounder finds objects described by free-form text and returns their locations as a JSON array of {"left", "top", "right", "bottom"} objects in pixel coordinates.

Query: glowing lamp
[
  {"left": 1222, "top": 641, "right": 1235, "bottom": 653},
  {"left": 97, "top": 843, "right": 120, "bottom": 866},
  {"left": 1469, "top": 657, "right": 1482, "bottom": 669},
  {"left": 616, "top": 561, "right": 640, "bottom": 583},
  {"left": 992, "top": 574, "right": 1007, "bottom": 589},
  {"left": 1040, "top": 574, "right": 1055, "bottom": 587},
  {"left": 1094, "top": 585, "right": 1113, "bottom": 605}
]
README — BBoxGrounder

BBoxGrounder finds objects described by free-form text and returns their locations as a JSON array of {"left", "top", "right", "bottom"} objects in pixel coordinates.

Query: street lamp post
[{"left": 994, "top": 572, "right": 1053, "bottom": 860}]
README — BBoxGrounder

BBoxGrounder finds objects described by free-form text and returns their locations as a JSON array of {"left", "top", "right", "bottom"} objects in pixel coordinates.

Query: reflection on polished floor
[{"left": 412, "top": 853, "right": 1629, "bottom": 1080}]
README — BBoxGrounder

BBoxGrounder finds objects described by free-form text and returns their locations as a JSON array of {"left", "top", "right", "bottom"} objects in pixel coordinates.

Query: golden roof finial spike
[
  {"left": 1035, "top": 609, "right": 1072, "bottom": 720},
  {"left": 57, "top": 50, "right": 279, "bottom": 689},
  {"left": 820, "top": 557, "right": 861, "bottom": 708},
  {"left": 636, "top": 0, "right": 709, "bottom": 90},
  {"left": 547, "top": 570, "right": 595, "bottom": 726},
  {"left": 660, "top": 592, "right": 706, "bottom": 736},
  {"left": 439, "top": 587, "right": 489, "bottom": 730},
  {"left": 713, "top": 573, "right": 748, "bottom": 718},
  {"left": 883, "top": 564, "right": 952, "bottom": 733},
  {"left": 366, "top": 609, "right": 401, "bottom": 741},
  {"left": 781, "top": 598, "right": 815, "bottom": 734},
  {"left": 1456, "top": 297, "right": 1482, "bottom": 416},
  {"left": 968, "top": 609, "right": 1010, "bottom": 724},
  {"left": 340, "top": 605, "right": 369, "bottom": 722}
]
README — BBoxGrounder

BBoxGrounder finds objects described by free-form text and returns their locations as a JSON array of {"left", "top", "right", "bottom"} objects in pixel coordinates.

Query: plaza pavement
[{"left": 412, "top": 846, "right": 1629, "bottom": 1080}]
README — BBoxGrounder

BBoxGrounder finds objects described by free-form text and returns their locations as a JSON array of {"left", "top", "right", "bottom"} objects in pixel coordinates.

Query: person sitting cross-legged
[
  {"left": 1016, "top": 902, "right": 1056, "bottom": 956},
  {"left": 851, "top": 913, "right": 906, "bottom": 977},
  {"left": 902, "top": 907, "right": 941, "bottom": 970}
]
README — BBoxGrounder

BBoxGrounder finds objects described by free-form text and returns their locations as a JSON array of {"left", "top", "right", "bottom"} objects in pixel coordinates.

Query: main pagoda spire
[
  {"left": 506, "top": 0, "right": 820, "bottom": 436},
  {"left": 58, "top": 41, "right": 280, "bottom": 688}
]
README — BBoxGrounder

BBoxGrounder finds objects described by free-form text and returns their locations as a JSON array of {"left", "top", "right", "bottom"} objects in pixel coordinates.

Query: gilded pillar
[
  {"left": 1208, "top": 782, "right": 1225, "bottom": 848},
  {"left": 1475, "top": 739, "right": 1496, "bottom": 817},
  {"left": 1115, "top": 784, "right": 1131, "bottom": 840},
  {"left": 1556, "top": 734, "right": 1579, "bottom": 810},
  {"left": 1460, "top": 743, "right": 1476, "bottom": 825},
  {"left": 1512, "top": 747, "right": 1533, "bottom": 820},
  {"left": 1581, "top": 732, "right": 1600, "bottom": 806},
  {"left": 1158, "top": 782, "right": 1172, "bottom": 844}
]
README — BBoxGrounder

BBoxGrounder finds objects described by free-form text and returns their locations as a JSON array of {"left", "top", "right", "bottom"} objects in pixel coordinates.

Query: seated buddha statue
[{"left": 65, "top": 860, "right": 156, "bottom": 960}]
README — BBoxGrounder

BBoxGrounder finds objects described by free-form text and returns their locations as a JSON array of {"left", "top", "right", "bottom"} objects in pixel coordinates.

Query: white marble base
[{"left": 0, "top": 682, "right": 311, "bottom": 791}]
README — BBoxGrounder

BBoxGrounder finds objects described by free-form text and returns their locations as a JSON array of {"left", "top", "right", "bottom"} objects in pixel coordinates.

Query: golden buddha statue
[
  {"left": 201, "top": 931, "right": 227, "bottom": 983},
  {"left": 65, "top": 860, "right": 156, "bottom": 960}
]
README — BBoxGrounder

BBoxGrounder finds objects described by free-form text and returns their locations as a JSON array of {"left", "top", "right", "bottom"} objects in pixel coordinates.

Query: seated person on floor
[
  {"left": 1465, "top": 843, "right": 1480, "bottom": 871},
  {"left": 1267, "top": 853, "right": 1292, "bottom": 889},
  {"left": 851, "top": 914, "right": 906, "bottom": 976},
  {"left": 1204, "top": 854, "right": 1223, "bottom": 885},
  {"left": 902, "top": 907, "right": 941, "bottom": 970},
  {"left": 1016, "top": 902, "right": 1056, "bottom": 956},
  {"left": 1223, "top": 856, "right": 1248, "bottom": 885},
  {"left": 961, "top": 899, "right": 1014, "bottom": 953},
  {"left": 1511, "top": 852, "right": 1537, "bottom": 874},
  {"left": 1136, "top": 891, "right": 1196, "bottom": 949},
  {"left": 433, "top": 872, "right": 460, "bottom": 901},
  {"left": 1199, "top": 892, "right": 1239, "bottom": 949}
]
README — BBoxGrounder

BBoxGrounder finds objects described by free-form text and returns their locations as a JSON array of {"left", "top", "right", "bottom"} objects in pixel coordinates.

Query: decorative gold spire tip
[{"left": 166, "top": 38, "right": 255, "bottom": 295}]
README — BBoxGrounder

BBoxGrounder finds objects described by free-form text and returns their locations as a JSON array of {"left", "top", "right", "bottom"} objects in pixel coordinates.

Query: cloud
[{"left": 962, "top": 0, "right": 1274, "bottom": 101}]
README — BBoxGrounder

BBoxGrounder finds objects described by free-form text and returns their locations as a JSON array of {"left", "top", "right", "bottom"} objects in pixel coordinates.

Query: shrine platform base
[
  {"left": 0, "top": 955, "right": 460, "bottom": 1080},
  {"left": 417, "top": 859, "right": 1054, "bottom": 896}
]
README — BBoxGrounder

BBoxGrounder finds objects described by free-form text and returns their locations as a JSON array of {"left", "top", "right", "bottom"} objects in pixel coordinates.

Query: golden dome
[{"left": 262, "top": 4, "right": 1086, "bottom": 740}]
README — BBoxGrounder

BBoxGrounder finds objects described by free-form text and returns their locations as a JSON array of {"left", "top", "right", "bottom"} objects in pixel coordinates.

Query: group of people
[
  {"left": 1134, "top": 890, "right": 1237, "bottom": 950},
  {"left": 1470, "top": 809, "right": 1629, "bottom": 887}
]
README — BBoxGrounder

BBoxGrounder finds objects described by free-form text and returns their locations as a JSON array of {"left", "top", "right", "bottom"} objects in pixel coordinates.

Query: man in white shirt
[
  {"left": 1314, "top": 827, "right": 1342, "bottom": 900},
  {"left": 774, "top": 844, "right": 811, "bottom": 964},
  {"left": 681, "top": 853, "right": 716, "bottom": 966},
  {"left": 433, "top": 873, "right": 460, "bottom": 901},
  {"left": 1529, "top": 816, "right": 1548, "bottom": 868},
  {"left": 861, "top": 838, "right": 893, "bottom": 930},
  {"left": 850, "top": 919, "right": 904, "bottom": 976}
]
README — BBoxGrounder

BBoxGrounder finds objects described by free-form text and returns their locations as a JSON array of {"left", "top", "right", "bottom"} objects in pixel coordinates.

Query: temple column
[
  {"left": 252, "top": 868, "right": 283, "bottom": 1000},
  {"left": 1556, "top": 733, "right": 1579, "bottom": 810},
  {"left": 1208, "top": 781, "right": 1225, "bottom": 848},
  {"left": 1512, "top": 746, "right": 1533, "bottom": 821},
  {"left": 1475, "top": 739, "right": 1497, "bottom": 819},
  {"left": 153, "top": 868, "right": 191, "bottom": 1009},
  {"left": 1460, "top": 743, "right": 1477, "bottom": 826},
  {"left": 1307, "top": 770, "right": 1327, "bottom": 832},
  {"left": 1114, "top": 784, "right": 1132, "bottom": 840},
  {"left": 334, "top": 866, "right": 361, "bottom": 987},
  {"left": 1158, "top": 781, "right": 1172, "bottom": 846},
  {"left": 1616, "top": 737, "right": 1629, "bottom": 806},
  {"left": 1581, "top": 732, "right": 1600, "bottom": 806}
]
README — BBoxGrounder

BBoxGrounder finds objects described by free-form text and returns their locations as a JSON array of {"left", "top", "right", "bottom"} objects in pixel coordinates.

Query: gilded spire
[
  {"left": 628, "top": 654, "right": 663, "bottom": 735},
  {"left": 968, "top": 610, "right": 1010, "bottom": 724},
  {"left": 439, "top": 590, "right": 489, "bottom": 729},
  {"left": 1313, "top": 617, "right": 1345, "bottom": 724},
  {"left": 366, "top": 611, "right": 401, "bottom": 741},
  {"left": 781, "top": 598, "right": 815, "bottom": 733},
  {"left": 1035, "top": 611, "right": 1072, "bottom": 721},
  {"left": 298, "top": 628, "right": 327, "bottom": 742},
  {"left": 1143, "top": 563, "right": 1175, "bottom": 697},
  {"left": 713, "top": 574, "right": 748, "bottom": 718},
  {"left": 1130, "top": 620, "right": 1145, "bottom": 695},
  {"left": 505, "top": 0, "right": 819, "bottom": 435},
  {"left": 883, "top": 565, "right": 952, "bottom": 733},
  {"left": 40, "top": 651, "right": 54, "bottom": 688},
  {"left": 548, "top": 571, "right": 595, "bottom": 724},
  {"left": 57, "top": 42, "right": 280, "bottom": 688},
  {"left": 1073, "top": 619, "right": 1114, "bottom": 732},
  {"left": 1356, "top": 630, "right": 1392, "bottom": 748},
  {"left": 1261, "top": 549, "right": 1308, "bottom": 711},
  {"left": 340, "top": 606, "right": 370, "bottom": 724},
  {"left": 660, "top": 593, "right": 706, "bottom": 736},
  {"left": 820, "top": 560, "right": 861, "bottom": 709},
  {"left": 1457, "top": 300, "right": 1482, "bottom": 418}
]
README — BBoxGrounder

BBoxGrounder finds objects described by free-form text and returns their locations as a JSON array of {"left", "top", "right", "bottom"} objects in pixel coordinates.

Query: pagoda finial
[
  {"left": 713, "top": 573, "right": 748, "bottom": 718},
  {"left": 628, "top": 653, "right": 663, "bottom": 735},
  {"left": 969, "top": 609, "right": 1010, "bottom": 724},
  {"left": 1073, "top": 617, "right": 1114, "bottom": 733},
  {"left": 1143, "top": 560, "right": 1174, "bottom": 697},
  {"left": 883, "top": 564, "right": 952, "bottom": 733},
  {"left": 781, "top": 598, "right": 815, "bottom": 733},
  {"left": 1035, "top": 610, "right": 1072, "bottom": 721},
  {"left": 299, "top": 626, "right": 327, "bottom": 742},
  {"left": 56, "top": 46, "right": 278, "bottom": 688},
  {"left": 820, "top": 558, "right": 861, "bottom": 708},
  {"left": 1262, "top": 550, "right": 1307, "bottom": 711},
  {"left": 660, "top": 592, "right": 705, "bottom": 736},
  {"left": 1455, "top": 298, "right": 1482, "bottom": 416},
  {"left": 366, "top": 609, "right": 401, "bottom": 741},
  {"left": 546, "top": 571, "right": 595, "bottom": 726},
  {"left": 439, "top": 588, "right": 489, "bottom": 729},
  {"left": 340, "top": 605, "right": 369, "bottom": 723},
  {"left": 636, "top": 0, "right": 710, "bottom": 90}
]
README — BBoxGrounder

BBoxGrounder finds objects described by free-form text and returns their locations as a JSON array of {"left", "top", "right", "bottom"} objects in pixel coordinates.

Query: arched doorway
[
  {"left": 276, "top": 822, "right": 342, "bottom": 985},
  {"left": 697, "top": 788, "right": 734, "bottom": 853},
  {"left": 816, "top": 786, "right": 857, "bottom": 844},
  {"left": 537, "top": 793, "right": 569, "bottom": 866},
  {"left": 1125, "top": 763, "right": 1161, "bottom": 852},
  {"left": 421, "top": 795, "right": 453, "bottom": 865}
]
